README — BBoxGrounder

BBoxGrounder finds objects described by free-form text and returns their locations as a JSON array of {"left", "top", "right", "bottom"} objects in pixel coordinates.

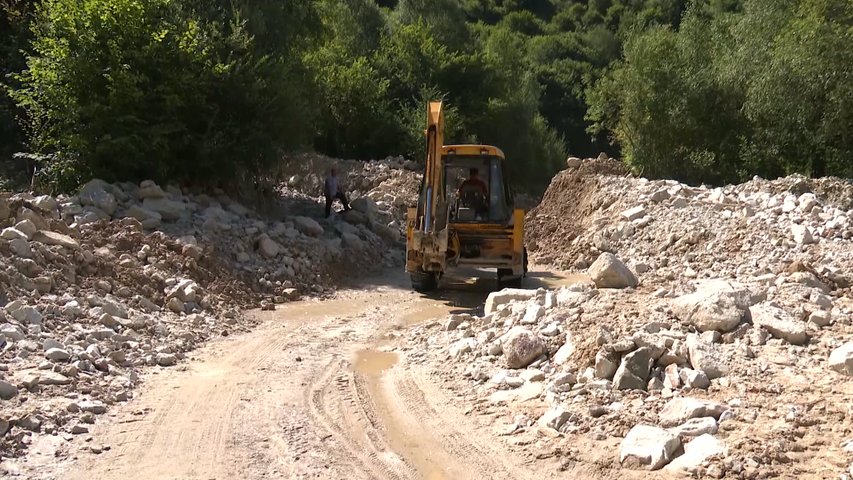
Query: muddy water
[
  {"left": 353, "top": 350, "right": 398, "bottom": 377},
  {"left": 353, "top": 348, "right": 449, "bottom": 480}
]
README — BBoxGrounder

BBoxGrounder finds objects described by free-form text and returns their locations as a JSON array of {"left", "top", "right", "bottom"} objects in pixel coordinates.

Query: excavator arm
[
  {"left": 406, "top": 101, "right": 452, "bottom": 281},
  {"left": 421, "top": 100, "right": 445, "bottom": 232}
]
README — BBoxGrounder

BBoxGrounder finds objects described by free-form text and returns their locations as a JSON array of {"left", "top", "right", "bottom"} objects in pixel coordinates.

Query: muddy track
[
  {"left": 31, "top": 269, "right": 582, "bottom": 480},
  {"left": 306, "top": 357, "right": 416, "bottom": 480}
]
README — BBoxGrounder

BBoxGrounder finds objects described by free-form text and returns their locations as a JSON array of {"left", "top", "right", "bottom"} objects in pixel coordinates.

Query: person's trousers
[{"left": 325, "top": 192, "right": 350, "bottom": 217}]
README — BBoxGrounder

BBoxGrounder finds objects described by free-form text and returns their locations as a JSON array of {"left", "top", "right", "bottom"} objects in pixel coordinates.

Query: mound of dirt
[{"left": 525, "top": 157, "right": 628, "bottom": 266}]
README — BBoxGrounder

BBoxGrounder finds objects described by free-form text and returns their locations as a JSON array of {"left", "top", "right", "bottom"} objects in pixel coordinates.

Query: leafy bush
[{"left": 12, "top": 0, "right": 319, "bottom": 191}]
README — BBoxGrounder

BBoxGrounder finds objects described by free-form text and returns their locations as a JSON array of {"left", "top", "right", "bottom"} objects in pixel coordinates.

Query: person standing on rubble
[{"left": 324, "top": 167, "right": 351, "bottom": 218}]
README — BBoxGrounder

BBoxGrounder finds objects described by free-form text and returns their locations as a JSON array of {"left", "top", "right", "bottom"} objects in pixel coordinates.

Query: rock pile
[
  {"left": 0, "top": 165, "right": 407, "bottom": 460},
  {"left": 527, "top": 157, "right": 853, "bottom": 293},
  {"left": 405, "top": 158, "right": 853, "bottom": 478},
  {"left": 278, "top": 153, "right": 421, "bottom": 235}
]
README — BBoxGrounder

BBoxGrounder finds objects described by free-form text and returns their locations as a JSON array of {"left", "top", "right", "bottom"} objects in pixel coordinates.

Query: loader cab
[{"left": 443, "top": 146, "right": 513, "bottom": 225}]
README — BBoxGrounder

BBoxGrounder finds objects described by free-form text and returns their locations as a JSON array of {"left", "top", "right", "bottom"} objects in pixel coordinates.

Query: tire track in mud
[
  {"left": 306, "top": 357, "right": 417, "bottom": 480},
  {"left": 382, "top": 367, "right": 545, "bottom": 480}
]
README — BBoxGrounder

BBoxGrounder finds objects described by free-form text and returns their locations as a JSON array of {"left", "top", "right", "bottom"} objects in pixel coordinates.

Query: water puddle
[
  {"left": 352, "top": 349, "right": 450, "bottom": 480},
  {"left": 352, "top": 349, "right": 398, "bottom": 377}
]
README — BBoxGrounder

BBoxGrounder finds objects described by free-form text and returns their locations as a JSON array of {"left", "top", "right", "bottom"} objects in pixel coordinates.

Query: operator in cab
[
  {"left": 458, "top": 168, "right": 488, "bottom": 197},
  {"left": 457, "top": 167, "right": 489, "bottom": 219}
]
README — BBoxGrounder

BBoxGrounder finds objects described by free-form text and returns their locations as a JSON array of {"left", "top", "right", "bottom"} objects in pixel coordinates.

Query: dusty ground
[{"left": 7, "top": 266, "right": 638, "bottom": 480}]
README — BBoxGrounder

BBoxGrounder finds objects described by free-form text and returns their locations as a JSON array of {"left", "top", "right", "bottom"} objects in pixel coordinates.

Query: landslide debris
[
  {"left": 405, "top": 155, "right": 853, "bottom": 478},
  {"left": 0, "top": 155, "right": 419, "bottom": 465}
]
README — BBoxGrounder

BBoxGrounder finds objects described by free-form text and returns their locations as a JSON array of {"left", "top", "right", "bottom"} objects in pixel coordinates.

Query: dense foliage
[
  {"left": 0, "top": 0, "right": 850, "bottom": 192},
  {"left": 587, "top": 0, "right": 853, "bottom": 185}
]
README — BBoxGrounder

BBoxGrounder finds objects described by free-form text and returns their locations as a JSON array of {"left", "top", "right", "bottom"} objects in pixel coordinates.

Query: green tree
[
  {"left": 742, "top": 0, "right": 853, "bottom": 178},
  {"left": 12, "top": 0, "right": 321, "bottom": 190}
]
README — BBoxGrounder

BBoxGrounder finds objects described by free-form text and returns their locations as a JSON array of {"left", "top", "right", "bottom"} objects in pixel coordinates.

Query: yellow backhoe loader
[{"left": 405, "top": 100, "right": 527, "bottom": 292}]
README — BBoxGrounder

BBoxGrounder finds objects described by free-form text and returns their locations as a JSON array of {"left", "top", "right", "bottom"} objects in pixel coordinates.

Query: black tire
[
  {"left": 411, "top": 269, "right": 439, "bottom": 292},
  {"left": 497, "top": 268, "right": 522, "bottom": 289}
]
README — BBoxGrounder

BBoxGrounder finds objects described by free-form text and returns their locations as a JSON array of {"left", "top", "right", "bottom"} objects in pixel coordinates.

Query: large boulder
[
  {"left": 125, "top": 205, "right": 162, "bottom": 229},
  {"left": 13, "top": 220, "right": 37, "bottom": 240},
  {"left": 341, "top": 232, "right": 364, "bottom": 250},
  {"left": 293, "top": 216, "right": 324, "bottom": 237},
  {"left": 619, "top": 424, "right": 681, "bottom": 470},
  {"left": 750, "top": 303, "right": 809, "bottom": 345},
  {"left": 351, "top": 197, "right": 378, "bottom": 217},
  {"left": 257, "top": 234, "right": 281, "bottom": 258},
  {"left": 502, "top": 327, "right": 546, "bottom": 369},
  {"left": 0, "top": 197, "right": 9, "bottom": 220},
  {"left": 142, "top": 197, "right": 185, "bottom": 221},
  {"left": 484, "top": 288, "right": 539, "bottom": 315},
  {"left": 685, "top": 334, "right": 728, "bottom": 379},
  {"left": 343, "top": 210, "right": 370, "bottom": 226},
  {"left": 614, "top": 347, "right": 654, "bottom": 390},
  {"left": 137, "top": 180, "right": 167, "bottom": 199},
  {"left": 671, "top": 284, "right": 749, "bottom": 333},
  {"left": 588, "top": 253, "right": 638, "bottom": 289},
  {"left": 664, "top": 434, "right": 727, "bottom": 475},
  {"left": 658, "top": 397, "right": 728, "bottom": 427},
  {"left": 79, "top": 179, "right": 117, "bottom": 215},
  {"left": 829, "top": 342, "right": 853, "bottom": 376}
]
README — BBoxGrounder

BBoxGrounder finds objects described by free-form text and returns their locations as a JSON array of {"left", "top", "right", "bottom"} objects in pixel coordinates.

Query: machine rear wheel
[{"left": 411, "top": 269, "right": 439, "bottom": 292}]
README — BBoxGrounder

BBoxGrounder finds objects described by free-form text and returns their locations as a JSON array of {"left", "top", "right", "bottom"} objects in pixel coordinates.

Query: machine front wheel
[
  {"left": 497, "top": 268, "right": 522, "bottom": 289},
  {"left": 411, "top": 269, "right": 439, "bottom": 292}
]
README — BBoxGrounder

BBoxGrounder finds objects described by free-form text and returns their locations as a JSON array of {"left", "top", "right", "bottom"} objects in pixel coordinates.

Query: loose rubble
[
  {"left": 404, "top": 155, "right": 853, "bottom": 478},
  {"left": 0, "top": 154, "right": 419, "bottom": 464}
]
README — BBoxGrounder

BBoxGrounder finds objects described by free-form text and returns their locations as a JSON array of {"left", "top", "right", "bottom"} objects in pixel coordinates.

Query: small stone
[
  {"left": 79, "top": 400, "right": 107, "bottom": 414},
  {"left": 156, "top": 353, "right": 177, "bottom": 367},
  {"left": 614, "top": 347, "right": 654, "bottom": 390},
  {"left": 45, "top": 348, "right": 71, "bottom": 362},
  {"left": 167, "top": 297, "right": 185, "bottom": 314},
  {"left": 539, "top": 407, "right": 571, "bottom": 430},
  {"left": 32, "top": 231, "right": 80, "bottom": 249},
  {"left": 651, "top": 189, "right": 670, "bottom": 202},
  {"left": 0, "top": 379, "right": 18, "bottom": 400},
  {"left": 809, "top": 310, "right": 832, "bottom": 327},
  {"left": 668, "top": 417, "right": 718, "bottom": 437},
  {"left": 791, "top": 224, "right": 814, "bottom": 244},
  {"left": 622, "top": 206, "right": 647, "bottom": 221},
  {"left": 13, "top": 219, "right": 37, "bottom": 239},
  {"left": 520, "top": 369, "right": 545, "bottom": 382},
  {"left": 484, "top": 289, "right": 539, "bottom": 316},
  {"left": 680, "top": 368, "right": 710, "bottom": 389},
  {"left": 37, "top": 371, "right": 71, "bottom": 385},
  {"left": 71, "top": 425, "right": 89, "bottom": 434},
  {"left": 595, "top": 350, "right": 619, "bottom": 380},
  {"left": 751, "top": 303, "right": 809, "bottom": 345}
]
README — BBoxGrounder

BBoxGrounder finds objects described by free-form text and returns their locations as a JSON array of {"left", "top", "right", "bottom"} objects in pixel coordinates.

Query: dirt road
[{"left": 34, "top": 268, "right": 597, "bottom": 480}]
